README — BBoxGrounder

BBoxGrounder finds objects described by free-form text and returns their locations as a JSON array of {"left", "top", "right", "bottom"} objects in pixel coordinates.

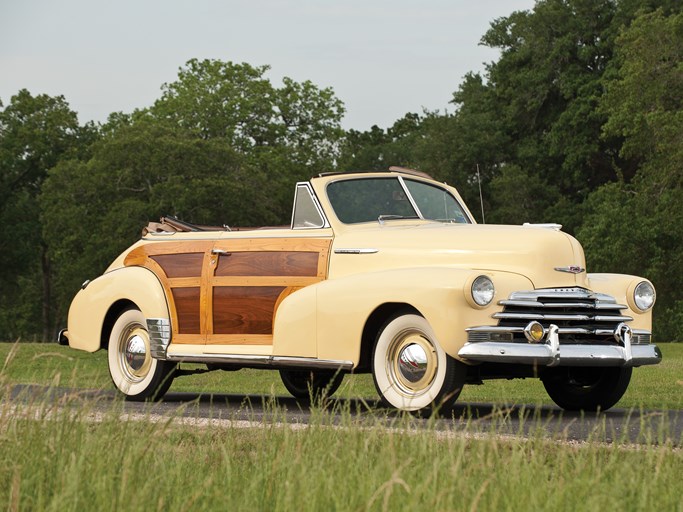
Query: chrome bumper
[{"left": 458, "top": 323, "right": 662, "bottom": 367}]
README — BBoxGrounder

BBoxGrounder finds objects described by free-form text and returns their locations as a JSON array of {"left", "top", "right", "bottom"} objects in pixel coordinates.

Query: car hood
[{"left": 329, "top": 222, "right": 587, "bottom": 289}]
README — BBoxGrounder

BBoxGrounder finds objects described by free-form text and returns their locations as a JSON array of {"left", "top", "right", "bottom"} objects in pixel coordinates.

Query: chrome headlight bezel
[
  {"left": 471, "top": 275, "right": 495, "bottom": 307},
  {"left": 633, "top": 281, "right": 656, "bottom": 312}
]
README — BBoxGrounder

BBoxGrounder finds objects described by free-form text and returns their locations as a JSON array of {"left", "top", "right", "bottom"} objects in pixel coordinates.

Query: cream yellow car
[{"left": 60, "top": 168, "right": 661, "bottom": 413}]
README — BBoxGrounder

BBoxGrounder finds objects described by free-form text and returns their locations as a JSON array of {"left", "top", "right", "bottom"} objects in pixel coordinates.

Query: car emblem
[{"left": 554, "top": 265, "right": 586, "bottom": 274}]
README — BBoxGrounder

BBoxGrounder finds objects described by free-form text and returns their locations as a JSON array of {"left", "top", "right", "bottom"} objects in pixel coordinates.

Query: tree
[
  {"left": 0, "top": 90, "right": 93, "bottom": 340},
  {"left": 148, "top": 59, "right": 345, "bottom": 218},
  {"left": 580, "top": 9, "right": 683, "bottom": 340}
]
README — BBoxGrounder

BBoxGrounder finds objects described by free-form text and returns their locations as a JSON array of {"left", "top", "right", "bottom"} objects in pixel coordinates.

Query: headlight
[
  {"left": 471, "top": 275, "right": 495, "bottom": 306},
  {"left": 634, "top": 281, "right": 656, "bottom": 311}
]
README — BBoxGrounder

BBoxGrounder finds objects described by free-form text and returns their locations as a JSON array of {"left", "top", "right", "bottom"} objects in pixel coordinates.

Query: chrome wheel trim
[
  {"left": 388, "top": 329, "right": 438, "bottom": 396},
  {"left": 118, "top": 324, "right": 152, "bottom": 382}
]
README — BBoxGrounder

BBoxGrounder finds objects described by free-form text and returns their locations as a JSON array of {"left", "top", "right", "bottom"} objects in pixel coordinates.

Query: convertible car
[{"left": 61, "top": 167, "right": 661, "bottom": 413}]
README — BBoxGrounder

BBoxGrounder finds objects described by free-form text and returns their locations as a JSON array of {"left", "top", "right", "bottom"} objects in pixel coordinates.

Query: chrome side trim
[
  {"left": 334, "top": 248, "right": 379, "bottom": 255},
  {"left": 165, "top": 352, "right": 354, "bottom": 370},
  {"left": 147, "top": 318, "right": 171, "bottom": 359}
]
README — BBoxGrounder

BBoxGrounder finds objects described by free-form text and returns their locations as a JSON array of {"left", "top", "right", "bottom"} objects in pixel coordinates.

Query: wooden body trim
[{"left": 124, "top": 237, "right": 331, "bottom": 346}]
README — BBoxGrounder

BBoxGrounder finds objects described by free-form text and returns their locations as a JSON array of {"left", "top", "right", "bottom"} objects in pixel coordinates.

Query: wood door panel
[
  {"left": 215, "top": 251, "right": 319, "bottom": 277},
  {"left": 151, "top": 253, "right": 204, "bottom": 278},
  {"left": 212, "top": 286, "right": 286, "bottom": 335},
  {"left": 172, "top": 287, "right": 201, "bottom": 334}
]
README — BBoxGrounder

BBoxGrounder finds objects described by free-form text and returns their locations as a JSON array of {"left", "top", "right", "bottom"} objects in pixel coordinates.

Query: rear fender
[{"left": 67, "top": 266, "right": 169, "bottom": 352}]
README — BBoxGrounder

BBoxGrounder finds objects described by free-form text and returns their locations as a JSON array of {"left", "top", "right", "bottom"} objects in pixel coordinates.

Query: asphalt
[{"left": 7, "top": 384, "right": 682, "bottom": 446}]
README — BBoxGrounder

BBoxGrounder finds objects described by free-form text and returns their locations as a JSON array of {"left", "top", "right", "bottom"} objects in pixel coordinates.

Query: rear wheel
[
  {"left": 279, "top": 369, "right": 344, "bottom": 399},
  {"left": 542, "top": 366, "right": 632, "bottom": 412},
  {"left": 107, "top": 308, "right": 176, "bottom": 401},
  {"left": 372, "top": 313, "right": 466, "bottom": 414}
]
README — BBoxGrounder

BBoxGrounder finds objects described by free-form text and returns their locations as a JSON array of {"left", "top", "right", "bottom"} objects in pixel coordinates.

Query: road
[{"left": 7, "top": 384, "right": 682, "bottom": 446}]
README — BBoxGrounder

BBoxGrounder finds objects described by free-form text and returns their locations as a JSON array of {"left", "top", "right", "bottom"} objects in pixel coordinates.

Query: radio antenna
[{"left": 476, "top": 164, "right": 486, "bottom": 224}]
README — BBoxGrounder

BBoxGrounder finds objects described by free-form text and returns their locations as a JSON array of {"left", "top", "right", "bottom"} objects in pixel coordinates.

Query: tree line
[{"left": 1, "top": 0, "right": 681, "bottom": 341}]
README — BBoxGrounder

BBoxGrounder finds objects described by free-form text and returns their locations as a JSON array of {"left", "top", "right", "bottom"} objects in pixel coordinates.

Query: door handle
[{"left": 211, "top": 249, "right": 231, "bottom": 256}]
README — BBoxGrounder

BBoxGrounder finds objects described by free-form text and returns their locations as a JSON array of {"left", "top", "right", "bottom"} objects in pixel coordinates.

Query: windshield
[{"left": 326, "top": 177, "right": 470, "bottom": 224}]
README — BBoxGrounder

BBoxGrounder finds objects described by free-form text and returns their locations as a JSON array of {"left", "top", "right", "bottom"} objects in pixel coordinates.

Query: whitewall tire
[
  {"left": 107, "top": 308, "right": 175, "bottom": 401},
  {"left": 372, "top": 313, "right": 466, "bottom": 414}
]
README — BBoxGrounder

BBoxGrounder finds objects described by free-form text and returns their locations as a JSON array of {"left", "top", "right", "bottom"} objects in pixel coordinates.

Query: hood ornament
[{"left": 554, "top": 265, "right": 586, "bottom": 274}]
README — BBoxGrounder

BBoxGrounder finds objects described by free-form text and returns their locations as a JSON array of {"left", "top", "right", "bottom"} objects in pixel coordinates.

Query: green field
[
  {"left": 1, "top": 342, "right": 682, "bottom": 511},
  {"left": 1, "top": 342, "right": 682, "bottom": 410}
]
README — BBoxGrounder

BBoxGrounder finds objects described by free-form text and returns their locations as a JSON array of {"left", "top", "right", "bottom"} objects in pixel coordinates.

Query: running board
[{"left": 165, "top": 352, "right": 355, "bottom": 371}]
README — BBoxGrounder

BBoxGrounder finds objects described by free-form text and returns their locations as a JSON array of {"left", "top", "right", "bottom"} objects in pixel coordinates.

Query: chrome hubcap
[
  {"left": 120, "top": 325, "right": 151, "bottom": 381},
  {"left": 125, "top": 334, "right": 147, "bottom": 371},
  {"left": 398, "top": 344, "right": 428, "bottom": 383},
  {"left": 388, "top": 329, "right": 437, "bottom": 395}
]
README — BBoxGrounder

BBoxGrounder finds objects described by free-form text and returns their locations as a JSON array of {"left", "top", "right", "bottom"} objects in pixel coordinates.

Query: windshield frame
[{"left": 324, "top": 175, "right": 473, "bottom": 225}]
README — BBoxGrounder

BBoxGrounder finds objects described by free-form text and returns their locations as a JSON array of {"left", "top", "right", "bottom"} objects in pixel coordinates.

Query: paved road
[{"left": 8, "top": 384, "right": 682, "bottom": 445}]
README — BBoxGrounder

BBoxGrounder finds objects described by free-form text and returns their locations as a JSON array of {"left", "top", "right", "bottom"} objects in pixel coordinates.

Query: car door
[{"left": 206, "top": 233, "right": 333, "bottom": 348}]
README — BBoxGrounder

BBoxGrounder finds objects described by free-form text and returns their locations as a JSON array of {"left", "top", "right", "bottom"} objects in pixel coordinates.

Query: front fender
[
  {"left": 587, "top": 273, "right": 653, "bottom": 332},
  {"left": 67, "top": 266, "right": 169, "bottom": 352},
  {"left": 311, "top": 267, "right": 533, "bottom": 364}
]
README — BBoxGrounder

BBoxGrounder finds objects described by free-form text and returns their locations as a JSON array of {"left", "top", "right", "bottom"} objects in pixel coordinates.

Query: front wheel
[
  {"left": 279, "top": 369, "right": 344, "bottom": 399},
  {"left": 372, "top": 313, "right": 466, "bottom": 414},
  {"left": 541, "top": 366, "right": 632, "bottom": 412},
  {"left": 107, "top": 308, "right": 176, "bottom": 401}
]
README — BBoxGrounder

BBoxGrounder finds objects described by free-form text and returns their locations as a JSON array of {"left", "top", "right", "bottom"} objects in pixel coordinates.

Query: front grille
[{"left": 494, "top": 288, "right": 631, "bottom": 345}]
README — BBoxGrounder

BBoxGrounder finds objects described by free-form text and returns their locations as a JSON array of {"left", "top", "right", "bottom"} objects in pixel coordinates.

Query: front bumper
[{"left": 458, "top": 323, "right": 662, "bottom": 367}]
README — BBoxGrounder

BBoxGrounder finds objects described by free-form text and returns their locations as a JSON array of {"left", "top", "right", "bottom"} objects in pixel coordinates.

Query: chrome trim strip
[
  {"left": 397, "top": 175, "right": 424, "bottom": 219},
  {"left": 147, "top": 318, "right": 171, "bottom": 360},
  {"left": 508, "top": 289, "right": 616, "bottom": 303},
  {"left": 498, "top": 300, "right": 627, "bottom": 310},
  {"left": 466, "top": 325, "right": 652, "bottom": 343},
  {"left": 554, "top": 266, "right": 586, "bottom": 274},
  {"left": 492, "top": 312, "right": 633, "bottom": 322},
  {"left": 165, "top": 353, "right": 354, "bottom": 370},
  {"left": 523, "top": 223, "right": 563, "bottom": 230},
  {"left": 334, "top": 248, "right": 379, "bottom": 255}
]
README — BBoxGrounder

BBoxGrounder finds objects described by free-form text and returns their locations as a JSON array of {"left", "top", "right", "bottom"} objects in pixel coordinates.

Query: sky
[{"left": 0, "top": 0, "right": 536, "bottom": 131}]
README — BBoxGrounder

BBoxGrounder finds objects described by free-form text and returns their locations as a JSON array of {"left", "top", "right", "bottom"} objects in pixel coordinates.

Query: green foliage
[
  {"left": 581, "top": 9, "right": 683, "bottom": 340},
  {"left": 0, "top": 90, "right": 92, "bottom": 340}
]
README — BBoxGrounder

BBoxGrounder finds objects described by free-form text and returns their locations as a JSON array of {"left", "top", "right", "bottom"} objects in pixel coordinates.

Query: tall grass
[{"left": 1, "top": 388, "right": 681, "bottom": 512}]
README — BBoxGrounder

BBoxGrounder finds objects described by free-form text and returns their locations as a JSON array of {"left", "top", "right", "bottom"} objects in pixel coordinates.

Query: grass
[
  {"left": 1, "top": 392, "right": 682, "bottom": 512},
  {"left": 1, "top": 342, "right": 682, "bottom": 410},
  {"left": 1, "top": 343, "right": 682, "bottom": 511}
]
